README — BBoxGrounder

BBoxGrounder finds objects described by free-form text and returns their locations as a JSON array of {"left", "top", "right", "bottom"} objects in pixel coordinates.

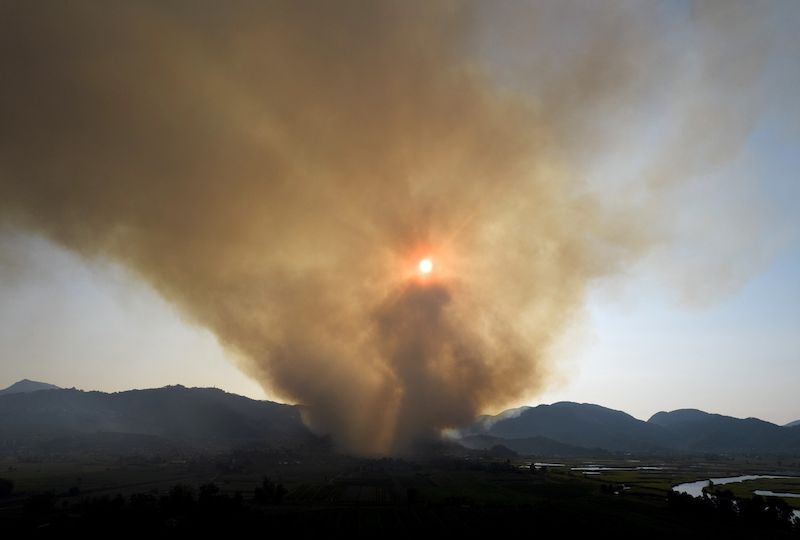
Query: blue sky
[{"left": 533, "top": 78, "right": 800, "bottom": 424}]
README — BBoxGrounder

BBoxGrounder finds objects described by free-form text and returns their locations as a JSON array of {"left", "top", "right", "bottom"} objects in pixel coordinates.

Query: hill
[
  {"left": 3, "top": 384, "right": 799, "bottom": 457},
  {"left": 482, "top": 402, "right": 672, "bottom": 452},
  {"left": 0, "top": 378, "right": 60, "bottom": 396},
  {"left": 0, "top": 384, "right": 315, "bottom": 456},
  {"left": 648, "top": 408, "right": 800, "bottom": 453},
  {"left": 457, "top": 402, "right": 800, "bottom": 456}
]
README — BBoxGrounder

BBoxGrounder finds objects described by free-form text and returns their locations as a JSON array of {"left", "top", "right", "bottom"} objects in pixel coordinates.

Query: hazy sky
[{"left": 1, "top": 1, "right": 798, "bottom": 430}]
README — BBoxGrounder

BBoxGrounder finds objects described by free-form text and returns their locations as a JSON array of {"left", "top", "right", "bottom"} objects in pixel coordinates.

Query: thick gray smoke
[{"left": 0, "top": 1, "right": 777, "bottom": 454}]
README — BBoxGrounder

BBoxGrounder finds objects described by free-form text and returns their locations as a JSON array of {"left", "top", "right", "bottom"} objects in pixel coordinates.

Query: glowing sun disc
[{"left": 418, "top": 258, "right": 433, "bottom": 274}]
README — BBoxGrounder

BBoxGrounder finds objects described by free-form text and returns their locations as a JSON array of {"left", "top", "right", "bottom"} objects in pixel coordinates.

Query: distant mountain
[
  {"left": 0, "top": 378, "right": 60, "bottom": 396},
  {"left": 785, "top": 419, "right": 800, "bottom": 428},
  {"left": 0, "top": 385, "right": 315, "bottom": 456},
  {"left": 648, "top": 409, "right": 800, "bottom": 453},
  {"left": 482, "top": 402, "right": 672, "bottom": 452},
  {"left": 4, "top": 383, "right": 799, "bottom": 458},
  {"left": 648, "top": 408, "right": 712, "bottom": 427},
  {"left": 457, "top": 403, "right": 800, "bottom": 456}
]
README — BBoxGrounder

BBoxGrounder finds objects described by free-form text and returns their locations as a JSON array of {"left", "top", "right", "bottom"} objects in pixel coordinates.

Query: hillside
[
  {"left": 3, "top": 382, "right": 799, "bottom": 457},
  {"left": 648, "top": 409, "right": 800, "bottom": 453},
  {"left": 458, "top": 402, "right": 800, "bottom": 456},
  {"left": 483, "top": 402, "right": 672, "bottom": 452},
  {"left": 0, "top": 384, "right": 315, "bottom": 455},
  {"left": 0, "top": 378, "right": 60, "bottom": 396}
]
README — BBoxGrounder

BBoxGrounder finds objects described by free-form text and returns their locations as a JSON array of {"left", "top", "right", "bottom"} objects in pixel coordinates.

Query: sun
[{"left": 418, "top": 257, "right": 433, "bottom": 274}]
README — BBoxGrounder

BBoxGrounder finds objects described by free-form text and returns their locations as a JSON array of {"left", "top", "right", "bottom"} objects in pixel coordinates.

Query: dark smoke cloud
[{"left": 0, "top": 1, "right": 779, "bottom": 454}]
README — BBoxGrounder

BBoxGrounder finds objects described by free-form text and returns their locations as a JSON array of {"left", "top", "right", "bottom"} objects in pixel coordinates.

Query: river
[{"left": 672, "top": 475, "right": 800, "bottom": 521}]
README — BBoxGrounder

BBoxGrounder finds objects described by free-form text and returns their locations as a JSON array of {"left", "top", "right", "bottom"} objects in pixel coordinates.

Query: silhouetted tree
[
  {"left": 24, "top": 491, "right": 56, "bottom": 515},
  {"left": 275, "top": 482, "right": 288, "bottom": 504},
  {"left": 254, "top": 476, "right": 287, "bottom": 504},
  {"left": 0, "top": 477, "right": 13, "bottom": 497},
  {"left": 199, "top": 482, "right": 221, "bottom": 503},
  {"left": 130, "top": 491, "right": 158, "bottom": 511},
  {"left": 163, "top": 484, "right": 195, "bottom": 515}
]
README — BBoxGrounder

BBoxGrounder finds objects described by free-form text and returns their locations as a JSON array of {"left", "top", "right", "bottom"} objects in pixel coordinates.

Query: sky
[
  {"left": 531, "top": 99, "right": 800, "bottom": 424},
  {"left": 0, "top": 2, "right": 798, "bottom": 437}
]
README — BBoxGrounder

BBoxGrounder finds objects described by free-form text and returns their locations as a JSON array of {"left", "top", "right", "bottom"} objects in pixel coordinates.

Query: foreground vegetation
[{"left": 0, "top": 451, "right": 798, "bottom": 536}]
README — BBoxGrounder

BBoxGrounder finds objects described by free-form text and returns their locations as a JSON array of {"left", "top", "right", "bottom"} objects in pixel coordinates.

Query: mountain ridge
[
  {"left": 0, "top": 383, "right": 315, "bottom": 455},
  {"left": 0, "top": 378, "right": 60, "bottom": 396},
  {"left": 1, "top": 380, "right": 798, "bottom": 456},
  {"left": 462, "top": 401, "right": 800, "bottom": 455}
]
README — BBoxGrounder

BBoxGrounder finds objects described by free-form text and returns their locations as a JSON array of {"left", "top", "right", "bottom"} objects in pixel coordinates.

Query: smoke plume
[{"left": 0, "top": 1, "right": 777, "bottom": 454}]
